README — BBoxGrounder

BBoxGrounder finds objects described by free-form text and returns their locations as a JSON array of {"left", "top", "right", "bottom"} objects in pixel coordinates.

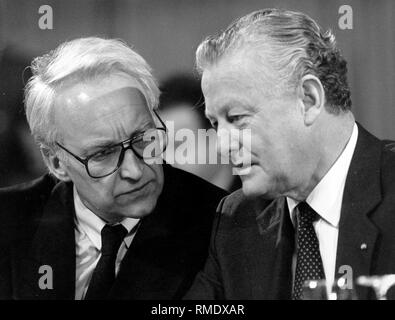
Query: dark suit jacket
[
  {"left": 185, "top": 124, "right": 395, "bottom": 300},
  {"left": 0, "top": 164, "right": 227, "bottom": 299}
]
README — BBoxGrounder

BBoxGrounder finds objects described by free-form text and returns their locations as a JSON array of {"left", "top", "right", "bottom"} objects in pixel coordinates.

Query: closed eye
[
  {"left": 210, "top": 120, "right": 218, "bottom": 130},
  {"left": 206, "top": 115, "right": 218, "bottom": 129},
  {"left": 227, "top": 114, "right": 246, "bottom": 123},
  {"left": 90, "top": 146, "right": 118, "bottom": 161}
]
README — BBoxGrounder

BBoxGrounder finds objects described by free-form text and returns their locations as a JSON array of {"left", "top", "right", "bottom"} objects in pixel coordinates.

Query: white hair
[
  {"left": 24, "top": 37, "right": 160, "bottom": 157},
  {"left": 196, "top": 9, "right": 351, "bottom": 113}
]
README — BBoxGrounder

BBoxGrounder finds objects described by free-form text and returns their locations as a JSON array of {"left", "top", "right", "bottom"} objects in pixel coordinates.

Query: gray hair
[
  {"left": 196, "top": 8, "right": 351, "bottom": 113},
  {"left": 24, "top": 37, "right": 160, "bottom": 155}
]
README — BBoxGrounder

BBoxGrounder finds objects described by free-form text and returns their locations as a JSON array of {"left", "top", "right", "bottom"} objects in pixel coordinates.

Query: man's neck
[{"left": 290, "top": 112, "right": 355, "bottom": 201}]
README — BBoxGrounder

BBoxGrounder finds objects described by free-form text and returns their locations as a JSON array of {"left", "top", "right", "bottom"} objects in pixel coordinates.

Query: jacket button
[{"left": 360, "top": 243, "right": 368, "bottom": 250}]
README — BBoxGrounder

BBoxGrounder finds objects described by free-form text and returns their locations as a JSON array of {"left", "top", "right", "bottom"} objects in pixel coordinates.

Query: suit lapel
[
  {"left": 250, "top": 124, "right": 382, "bottom": 300},
  {"left": 16, "top": 181, "right": 76, "bottom": 300},
  {"left": 109, "top": 166, "right": 186, "bottom": 299},
  {"left": 109, "top": 206, "right": 177, "bottom": 299},
  {"left": 254, "top": 197, "right": 294, "bottom": 299},
  {"left": 335, "top": 124, "right": 381, "bottom": 299}
]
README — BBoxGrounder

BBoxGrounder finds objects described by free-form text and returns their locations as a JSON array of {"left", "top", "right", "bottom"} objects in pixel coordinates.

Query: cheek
[
  {"left": 150, "top": 164, "right": 164, "bottom": 191},
  {"left": 91, "top": 179, "right": 114, "bottom": 198},
  {"left": 247, "top": 129, "right": 269, "bottom": 159},
  {"left": 74, "top": 171, "right": 115, "bottom": 203},
  {"left": 248, "top": 133, "right": 289, "bottom": 175}
]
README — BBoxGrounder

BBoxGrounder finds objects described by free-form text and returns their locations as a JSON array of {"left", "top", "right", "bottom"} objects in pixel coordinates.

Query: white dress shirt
[
  {"left": 73, "top": 187, "right": 140, "bottom": 300},
  {"left": 287, "top": 123, "right": 358, "bottom": 296}
]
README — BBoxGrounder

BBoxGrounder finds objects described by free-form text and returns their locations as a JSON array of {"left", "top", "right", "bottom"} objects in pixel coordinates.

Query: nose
[
  {"left": 119, "top": 148, "right": 144, "bottom": 181},
  {"left": 216, "top": 123, "right": 240, "bottom": 158}
]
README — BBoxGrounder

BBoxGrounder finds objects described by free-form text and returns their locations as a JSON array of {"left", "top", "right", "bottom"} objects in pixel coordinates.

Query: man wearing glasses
[{"left": 0, "top": 37, "right": 227, "bottom": 299}]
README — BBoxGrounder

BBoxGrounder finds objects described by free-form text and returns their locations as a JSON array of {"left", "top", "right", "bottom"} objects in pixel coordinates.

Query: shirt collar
[
  {"left": 287, "top": 123, "right": 358, "bottom": 227},
  {"left": 73, "top": 186, "right": 140, "bottom": 250}
]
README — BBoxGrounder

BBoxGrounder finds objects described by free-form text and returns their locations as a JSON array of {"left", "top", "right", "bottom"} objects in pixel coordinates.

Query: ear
[
  {"left": 299, "top": 75, "right": 325, "bottom": 126},
  {"left": 41, "top": 147, "right": 71, "bottom": 182}
]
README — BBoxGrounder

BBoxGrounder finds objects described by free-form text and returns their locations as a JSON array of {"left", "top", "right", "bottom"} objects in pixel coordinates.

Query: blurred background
[{"left": 0, "top": 0, "right": 394, "bottom": 190}]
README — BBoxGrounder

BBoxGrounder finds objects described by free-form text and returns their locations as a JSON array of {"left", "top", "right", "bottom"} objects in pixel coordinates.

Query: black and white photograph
[{"left": 0, "top": 0, "right": 395, "bottom": 311}]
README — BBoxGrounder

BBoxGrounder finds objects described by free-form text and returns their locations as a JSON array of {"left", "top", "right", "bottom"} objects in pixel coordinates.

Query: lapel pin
[{"left": 360, "top": 243, "right": 368, "bottom": 251}]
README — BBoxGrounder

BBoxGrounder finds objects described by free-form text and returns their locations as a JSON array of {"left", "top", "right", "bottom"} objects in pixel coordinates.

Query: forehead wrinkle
[
  {"left": 90, "top": 87, "right": 148, "bottom": 115},
  {"left": 84, "top": 106, "right": 153, "bottom": 148},
  {"left": 56, "top": 86, "right": 148, "bottom": 123},
  {"left": 83, "top": 86, "right": 148, "bottom": 129},
  {"left": 57, "top": 85, "right": 152, "bottom": 151},
  {"left": 204, "top": 67, "right": 258, "bottom": 101},
  {"left": 205, "top": 50, "right": 278, "bottom": 101},
  {"left": 205, "top": 82, "right": 258, "bottom": 115}
]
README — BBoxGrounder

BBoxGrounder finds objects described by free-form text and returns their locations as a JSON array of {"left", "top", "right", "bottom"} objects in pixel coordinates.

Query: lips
[
  {"left": 116, "top": 181, "right": 150, "bottom": 197},
  {"left": 231, "top": 156, "right": 256, "bottom": 167},
  {"left": 233, "top": 165, "right": 252, "bottom": 176},
  {"left": 232, "top": 158, "right": 256, "bottom": 167}
]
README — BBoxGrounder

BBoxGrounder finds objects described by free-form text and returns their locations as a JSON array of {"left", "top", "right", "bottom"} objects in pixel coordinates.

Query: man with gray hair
[
  {"left": 0, "top": 37, "right": 226, "bottom": 299},
  {"left": 185, "top": 9, "right": 395, "bottom": 300}
]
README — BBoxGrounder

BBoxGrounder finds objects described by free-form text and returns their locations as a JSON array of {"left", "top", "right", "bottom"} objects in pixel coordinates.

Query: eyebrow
[
  {"left": 131, "top": 120, "right": 155, "bottom": 137},
  {"left": 205, "top": 110, "right": 215, "bottom": 121},
  {"left": 206, "top": 100, "right": 257, "bottom": 119},
  {"left": 82, "top": 119, "right": 155, "bottom": 155},
  {"left": 81, "top": 140, "right": 116, "bottom": 157}
]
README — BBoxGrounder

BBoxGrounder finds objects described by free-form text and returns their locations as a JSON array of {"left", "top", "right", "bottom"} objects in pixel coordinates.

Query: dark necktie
[
  {"left": 292, "top": 202, "right": 326, "bottom": 300},
  {"left": 84, "top": 224, "right": 127, "bottom": 300}
]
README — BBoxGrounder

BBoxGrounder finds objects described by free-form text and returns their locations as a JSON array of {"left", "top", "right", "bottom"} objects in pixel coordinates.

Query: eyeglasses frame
[{"left": 55, "top": 109, "right": 167, "bottom": 178}]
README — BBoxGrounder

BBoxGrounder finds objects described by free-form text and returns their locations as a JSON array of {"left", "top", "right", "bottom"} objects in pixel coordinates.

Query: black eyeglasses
[{"left": 56, "top": 110, "right": 167, "bottom": 178}]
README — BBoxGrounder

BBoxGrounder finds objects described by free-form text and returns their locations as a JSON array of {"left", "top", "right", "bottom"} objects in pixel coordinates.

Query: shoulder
[
  {"left": 162, "top": 164, "right": 228, "bottom": 208},
  {"left": 0, "top": 174, "right": 58, "bottom": 243},
  {"left": 383, "top": 140, "right": 395, "bottom": 153},
  {"left": 215, "top": 189, "right": 273, "bottom": 231},
  {"left": 0, "top": 174, "right": 57, "bottom": 209},
  {"left": 353, "top": 125, "right": 395, "bottom": 195},
  {"left": 157, "top": 165, "right": 228, "bottom": 238},
  {"left": 380, "top": 140, "right": 395, "bottom": 192}
]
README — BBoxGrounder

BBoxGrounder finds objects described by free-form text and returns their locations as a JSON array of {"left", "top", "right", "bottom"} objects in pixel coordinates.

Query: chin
[
  {"left": 240, "top": 174, "right": 275, "bottom": 199},
  {"left": 122, "top": 200, "right": 157, "bottom": 219},
  {"left": 241, "top": 180, "right": 264, "bottom": 198}
]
